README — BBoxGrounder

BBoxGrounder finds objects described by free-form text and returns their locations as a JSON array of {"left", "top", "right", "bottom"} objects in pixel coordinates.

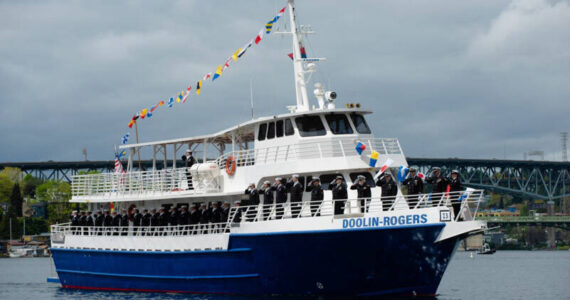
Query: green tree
[
  {"left": 0, "top": 173, "right": 14, "bottom": 203},
  {"left": 35, "top": 180, "right": 71, "bottom": 203},
  {"left": 22, "top": 174, "right": 43, "bottom": 199},
  {"left": 1, "top": 167, "right": 22, "bottom": 184}
]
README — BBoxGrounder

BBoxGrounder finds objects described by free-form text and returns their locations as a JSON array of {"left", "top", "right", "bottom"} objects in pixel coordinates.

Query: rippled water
[{"left": 0, "top": 251, "right": 568, "bottom": 300}]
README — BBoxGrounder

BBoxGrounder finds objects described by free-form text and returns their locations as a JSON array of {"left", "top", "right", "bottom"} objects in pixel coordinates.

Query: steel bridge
[
  {"left": 476, "top": 216, "right": 570, "bottom": 230},
  {"left": 2, "top": 157, "right": 570, "bottom": 200}
]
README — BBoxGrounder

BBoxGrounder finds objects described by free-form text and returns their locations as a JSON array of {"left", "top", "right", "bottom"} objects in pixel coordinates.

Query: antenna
[
  {"left": 82, "top": 148, "right": 88, "bottom": 161},
  {"left": 250, "top": 78, "right": 254, "bottom": 119},
  {"left": 561, "top": 132, "right": 568, "bottom": 161}
]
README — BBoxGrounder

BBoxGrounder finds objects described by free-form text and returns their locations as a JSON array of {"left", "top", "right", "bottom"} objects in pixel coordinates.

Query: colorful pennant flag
[
  {"left": 128, "top": 120, "right": 135, "bottom": 128},
  {"left": 196, "top": 80, "right": 201, "bottom": 95},
  {"left": 369, "top": 150, "right": 379, "bottom": 167},
  {"left": 374, "top": 158, "right": 394, "bottom": 180},
  {"left": 222, "top": 57, "right": 231, "bottom": 71},
  {"left": 203, "top": 73, "right": 212, "bottom": 81},
  {"left": 182, "top": 87, "right": 191, "bottom": 103},
  {"left": 176, "top": 91, "right": 184, "bottom": 103},
  {"left": 117, "top": 150, "right": 127, "bottom": 159},
  {"left": 168, "top": 97, "right": 174, "bottom": 107},
  {"left": 213, "top": 65, "right": 222, "bottom": 81},
  {"left": 140, "top": 108, "right": 148, "bottom": 119},
  {"left": 232, "top": 48, "right": 242, "bottom": 62},
  {"left": 277, "top": 6, "right": 286, "bottom": 18},
  {"left": 159, "top": 100, "right": 165, "bottom": 106},
  {"left": 265, "top": 21, "right": 274, "bottom": 34},
  {"left": 237, "top": 39, "right": 253, "bottom": 58},
  {"left": 121, "top": 133, "right": 130, "bottom": 144},
  {"left": 355, "top": 141, "right": 366, "bottom": 155},
  {"left": 300, "top": 46, "right": 307, "bottom": 59},
  {"left": 255, "top": 28, "right": 264, "bottom": 44},
  {"left": 397, "top": 166, "right": 409, "bottom": 183},
  {"left": 418, "top": 172, "right": 425, "bottom": 181},
  {"left": 146, "top": 110, "right": 152, "bottom": 118}
]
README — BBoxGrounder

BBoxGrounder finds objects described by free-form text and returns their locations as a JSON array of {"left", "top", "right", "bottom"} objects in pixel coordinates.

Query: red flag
[
  {"left": 288, "top": 53, "right": 293, "bottom": 60},
  {"left": 255, "top": 29, "right": 264, "bottom": 44},
  {"left": 445, "top": 184, "right": 451, "bottom": 197}
]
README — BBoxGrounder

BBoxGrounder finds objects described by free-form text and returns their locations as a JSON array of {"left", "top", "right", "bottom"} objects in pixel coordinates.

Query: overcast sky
[{"left": 1, "top": 0, "right": 569, "bottom": 162}]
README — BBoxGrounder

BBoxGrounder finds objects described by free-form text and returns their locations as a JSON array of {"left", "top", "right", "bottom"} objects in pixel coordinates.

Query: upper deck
[{"left": 71, "top": 108, "right": 407, "bottom": 203}]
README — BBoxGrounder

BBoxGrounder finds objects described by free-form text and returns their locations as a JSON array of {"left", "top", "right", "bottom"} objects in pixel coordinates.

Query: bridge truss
[{"left": 407, "top": 158, "right": 570, "bottom": 201}]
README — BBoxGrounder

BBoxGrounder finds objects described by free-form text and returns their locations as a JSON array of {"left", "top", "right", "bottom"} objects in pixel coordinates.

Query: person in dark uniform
[
  {"left": 210, "top": 202, "right": 222, "bottom": 223},
  {"left": 95, "top": 211, "right": 103, "bottom": 226},
  {"left": 306, "top": 178, "right": 324, "bottom": 216},
  {"left": 120, "top": 209, "right": 129, "bottom": 235},
  {"left": 182, "top": 150, "right": 196, "bottom": 190},
  {"left": 221, "top": 202, "right": 230, "bottom": 223},
  {"left": 330, "top": 176, "right": 348, "bottom": 215},
  {"left": 103, "top": 210, "right": 113, "bottom": 229},
  {"left": 189, "top": 205, "right": 200, "bottom": 225},
  {"left": 232, "top": 201, "right": 242, "bottom": 223},
  {"left": 261, "top": 181, "right": 274, "bottom": 220},
  {"left": 351, "top": 175, "right": 371, "bottom": 213},
  {"left": 131, "top": 208, "right": 141, "bottom": 234},
  {"left": 448, "top": 170, "right": 463, "bottom": 220},
  {"left": 112, "top": 211, "right": 121, "bottom": 235},
  {"left": 150, "top": 209, "right": 159, "bottom": 226},
  {"left": 199, "top": 204, "right": 211, "bottom": 233},
  {"left": 271, "top": 177, "right": 287, "bottom": 219},
  {"left": 86, "top": 212, "right": 94, "bottom": 227},
  {"left": 141, "top": 209, "right": 151, "bottom": 234},
  {"left": 168, "top": 207, "right": 178, "bottom": 227},
  {"left": 287, "top": 175, "right": 304, "bottom": 218},
  {"left": 178, "top": 206, "right": 189, "bottom": 233},
  {"left": 403, "top": 168, "right": 424, "bottom": 207},
  {"left": 376, "top": 173, "right": 398, "bottom": 211},
  {"left": 79, "top": 211, "right": 87, "bottom": 226},
  {"left": 158, "top": 208, "right": 169, "bottom": 228},
  {"left": 71, "top": 211, "right": 79, "bottom": 233},
  {"left": 426, "top": 167, "right": 448, "bottom": 196},
  {"left": 244, "top": 183, "right": 260, "bottom": 221}
]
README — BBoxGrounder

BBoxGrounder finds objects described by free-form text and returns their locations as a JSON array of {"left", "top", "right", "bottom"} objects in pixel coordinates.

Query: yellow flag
[{"left": 232, "top": 48, "right": 242, "bottom": 62}]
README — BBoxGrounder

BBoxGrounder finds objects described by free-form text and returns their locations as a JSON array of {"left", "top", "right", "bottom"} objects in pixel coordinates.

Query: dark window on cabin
[
  {"left": 276, "top": 120, "right": 284, "bottom": 137},
  {"left": 350, "top": 113, "right": 371, "bottom": 134},
  {"left": 325, "top": 114, "right": 353, "bottom": 134},
  {"left": 295, "top": 116, "right": 326, "bottom": 137},
  {"left": 319, "top": 174, "right": 345, "bottom": 190},
  {"left": 258, "top": 123, "right": 267, "bottom": 141},
  {"left": 349, "top": 172, "right": 375, "bottom": 186},
  {"left": 285, "top": 119, "right": 294, "bottom": 136},
  {"left": 267, "top": 122, "right": 275, "bottom": 139}
]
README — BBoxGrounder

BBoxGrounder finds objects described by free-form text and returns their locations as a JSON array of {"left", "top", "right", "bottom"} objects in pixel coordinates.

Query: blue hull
[{"left": 51, "top": 223, "right": 457, "bottom": 296}]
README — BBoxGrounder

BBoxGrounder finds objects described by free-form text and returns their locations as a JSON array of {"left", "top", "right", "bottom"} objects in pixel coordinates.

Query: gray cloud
[{"left": 1, "top": 0, "right": 569, "bottom": 162}]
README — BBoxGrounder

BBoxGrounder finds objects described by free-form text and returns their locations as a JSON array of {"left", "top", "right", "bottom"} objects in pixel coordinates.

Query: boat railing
[
  {"left": 71, "top": 137, "right": 401, "bottom": 199},
  {"left": 71, "top": 168, "right": 220, "bottom": 199},
  {"left": 51, "top": 221, "right": 230, "bottom": 239},
  {"left": 52, "top": 190, "right": 483, "bottom": 242},
  {"left": 212, "top": 137, "right": 403, "bottom": 168},
  {"left": 231, "top": 189, "right": 484, "bottom": 223}
]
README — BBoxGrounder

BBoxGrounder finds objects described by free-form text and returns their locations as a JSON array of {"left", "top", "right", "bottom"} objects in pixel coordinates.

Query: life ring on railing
[{"left": 225, "top": 155, "right": 237, "bottom": 176}]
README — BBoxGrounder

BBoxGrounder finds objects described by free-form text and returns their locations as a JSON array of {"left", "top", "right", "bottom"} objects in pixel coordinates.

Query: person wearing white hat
[
  {"left": 287, "top": 175, "right": 304, "bottom": 218},
  {"left": 244, "top": 183, "right": 260, "bottom": 221},
  {"left": 306, "top": 178, "right": 323, "bottom": 216},
  {"left": 375, "top": 172, "right": 398, "bottom": 211},
  {"left": 329, "top": 176, "right": 347, "bottom": 215},
  {"left": 181, "top": 149, "right": 196, "bottom": 190},
  {"left": 350, "top": 175, "right": 371, "bottom": 213},
  {"left": 271, "top": 177, "right": 287, "bottom": 219},
  {"left": 261, "top": 181, "right": 274, "bottom": 220}
]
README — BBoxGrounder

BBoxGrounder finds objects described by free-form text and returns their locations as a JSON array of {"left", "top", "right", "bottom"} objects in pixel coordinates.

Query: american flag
[{"left": 114, "top": 157, "right": 125, "bottom": 174}]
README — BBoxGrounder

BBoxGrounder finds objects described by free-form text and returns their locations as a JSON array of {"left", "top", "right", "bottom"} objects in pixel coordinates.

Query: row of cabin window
[
  {"left": 258, "top": 114, "right": 371, "bottom": 141},
  {"left": 258, "top": 119, "right": 295, "bottom": 141}
]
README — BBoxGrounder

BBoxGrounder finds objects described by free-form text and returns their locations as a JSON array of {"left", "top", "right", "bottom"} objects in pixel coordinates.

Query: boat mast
[{"left": 288, "top": 0, "right": 310, "bottom": 112}]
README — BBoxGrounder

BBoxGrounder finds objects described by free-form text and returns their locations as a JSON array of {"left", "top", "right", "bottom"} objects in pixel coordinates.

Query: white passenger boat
[{"left": 50, "top": 0, "right": 487, "bottom": 295}]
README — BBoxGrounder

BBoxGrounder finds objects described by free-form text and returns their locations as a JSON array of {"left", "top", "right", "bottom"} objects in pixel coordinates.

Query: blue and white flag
[
  {"left": 121, "top": 133, "right": 130, "bottom": 145},
  {"left": 397, "top": 166, "right": 409, "bottom": 183},
  {"left": 168, "top": 97, "right": 174, "bottom": 108}
]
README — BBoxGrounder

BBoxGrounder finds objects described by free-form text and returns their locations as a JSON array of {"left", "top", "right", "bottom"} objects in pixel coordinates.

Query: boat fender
[{"left": 226, "top": 155, "right": 236, "bottom": 176}]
